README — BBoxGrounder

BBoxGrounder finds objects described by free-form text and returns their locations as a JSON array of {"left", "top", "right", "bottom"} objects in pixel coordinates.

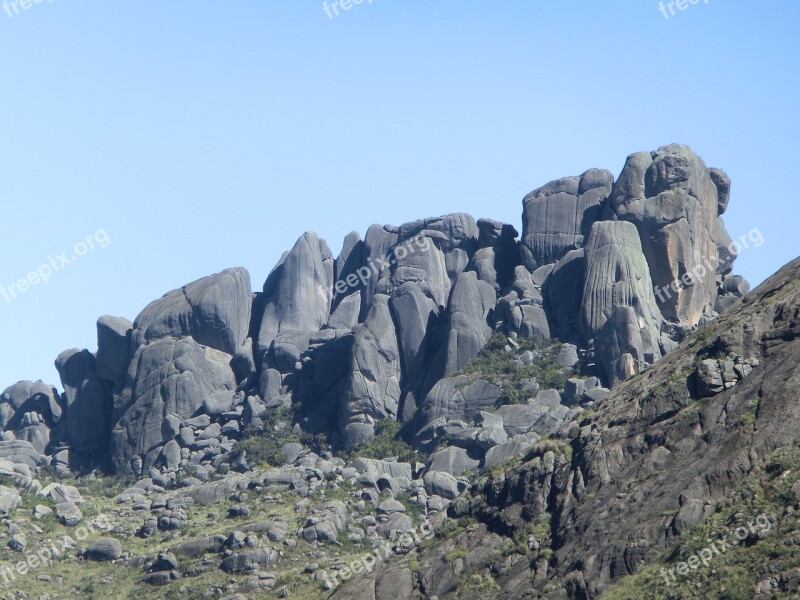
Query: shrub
[
  {"left": 238, "top": 405, "right": 327, "bottom": 467},
  {"left": 343, "top": 418, "right": 425, "bottom": 464},
  {"left": 460, "top": 333, "right": 574, "bottom": 404}
]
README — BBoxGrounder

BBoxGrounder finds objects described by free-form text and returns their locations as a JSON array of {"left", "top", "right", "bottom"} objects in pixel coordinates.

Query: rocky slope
[
  {"left": 0, "top": 143, "right": 775, "bottom": 599},
  {"left": 330, "top": 257, "right": 800, "bottom": 600}
]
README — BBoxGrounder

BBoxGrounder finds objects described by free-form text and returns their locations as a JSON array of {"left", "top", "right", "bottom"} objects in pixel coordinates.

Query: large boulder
[
  {"left": 420, "top": 376, "right": 503, "bottom": 426},
  {"left": 0, "top": 440, "right": 43, "bottom": 469},
  {"left": 110, "top": 337, "right": 237, "bottom": 474},
  {"left": 521, "top": 169, "right": 614, "bottom": 269},
  {"left": 133, "top": 267, "right": 252, "bottom": 356},
  {"left": 55, "top": 349, "right": 113, "bottom": 456},
  {"left": 95, "top": 316, "right": 132, "bottom": 382},
  {"left": 581, "top": 221, "right": 663, "bottom": 386},
  {"left": 606, "top": 144, "right": 730, "bottom": 326},
  {"left": 86, "top": 538, "right": 123, "bottom": 561}
]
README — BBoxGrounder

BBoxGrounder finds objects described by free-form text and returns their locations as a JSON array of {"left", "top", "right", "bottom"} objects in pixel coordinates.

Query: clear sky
[{"left": 1, "top": 0, "right": 797, "bottom": 390}]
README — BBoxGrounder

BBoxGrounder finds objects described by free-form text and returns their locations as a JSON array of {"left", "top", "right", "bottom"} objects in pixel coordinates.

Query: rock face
[
  {"left": 55, "top": 349, "right": 112, "bottom": 457},
  {"left": 580, "top": 221, "right": 663, "bottom": 386},
  {"left": 0, "top": 144, "right": 751, "bottom": 476},
  {"left": 110, "top": 337, "right": 237, "bottom": 474},
  {"left": 109, "top": 268, "right": 251, "bottom": 474},
  {"left": 606, "top": 144, "right": 728, "bottom": 326},
  {"left": 339, "top": 295, "right": 402, "bottom": 449},
  {"left": 133, "top": 267, "right": 252, "bottom": 356},
  {"left": 521, "top": 169, "right": 614, "bottom": 269}
]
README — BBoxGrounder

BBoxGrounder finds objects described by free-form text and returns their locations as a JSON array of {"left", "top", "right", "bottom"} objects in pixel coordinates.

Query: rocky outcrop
[
  {"left": 108, "top": 269, "right": 251, "bottom": 474},
  {"left": 521, "top": 169, "right": 614, "bottom": 269},
  {"left": 1, "top": 144, "right": 753, "bottom": 477},
  {"left": 55, "top": 349, "right": 113, "bottom": 457},
  {"left": 339, "top": 295, "right": 402, "bottom": 449},
  {"left": 110, "top": 337, "right": 238, "bottom": 474},
  {"left": 606, "top": 144, "right": 729, "bottom": 326},
  {"left": 133, "top": 267, "right": 252, "bottom": 357},
  {"left": 581, "top": 221, "right": 663, "bottom": 386}
]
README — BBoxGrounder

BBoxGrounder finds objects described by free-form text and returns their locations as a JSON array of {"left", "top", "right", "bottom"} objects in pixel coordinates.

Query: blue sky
[{"left": 1, "top": 0, "right": 798, "bottom": 389}]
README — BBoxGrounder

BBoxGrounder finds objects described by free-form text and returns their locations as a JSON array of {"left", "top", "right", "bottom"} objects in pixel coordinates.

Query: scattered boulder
[
  {"left": 86, "top": 538, "right": 123, "bottom": 561},
  {"left": 55, "top": 501, "right": 82, "bottom": 526}
]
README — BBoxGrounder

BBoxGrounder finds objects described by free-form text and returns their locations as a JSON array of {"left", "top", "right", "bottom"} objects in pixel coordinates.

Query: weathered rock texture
[{"left": 0, "top": 144, "right": 751, "bottom": 476}]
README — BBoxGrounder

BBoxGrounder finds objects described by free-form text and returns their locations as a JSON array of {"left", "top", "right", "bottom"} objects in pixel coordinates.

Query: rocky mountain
[{"left": 0, "top": 143, "right": 779, "bottom": 600}]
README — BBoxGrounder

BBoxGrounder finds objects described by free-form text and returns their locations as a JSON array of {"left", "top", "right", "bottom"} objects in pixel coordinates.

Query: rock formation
[{"left": 0, "top": 145, "right": 752, "bottom": 477}]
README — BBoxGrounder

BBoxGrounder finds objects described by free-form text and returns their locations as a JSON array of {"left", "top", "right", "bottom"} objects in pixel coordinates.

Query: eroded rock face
[
  {"left": 111, "top": 337, "right": 237, "bottom": 474},
  {"left": 429, "top": 271, "right": 496, "bottom": 379},
  {"left": 581, "top": 221, "right": 663, "bottom": 386},
  {"left": 521, "top": 169, "right": 614, "bottom": 270},
  {"left": 607, "top": 144, "right": 728, "bottom": 326},
  {"left": 2, "top": 144, "right": 753, "bottom": 476},
  {"left": 339, "top": 295, "right": 401, "bottom": 450},
  {"left": 55, "top": 349, "right": 112, "bottom": 457},
  {"left": 134, "top": 267, "right": 252, "bottom": 356}
]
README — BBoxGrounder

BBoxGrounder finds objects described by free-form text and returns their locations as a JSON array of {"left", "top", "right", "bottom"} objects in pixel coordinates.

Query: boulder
[
  {"left": 95, "top": 315, "right": 132, "bottom": 382},
  {"left": 110, "top": 337, "right": 237, "bottom": 474},
  {"left": 422, "top": 471, "right": 460, "bottom": 500},
  {"left": 426, "top": 446, "right": 480, "bottom": 476},
  {"left": 0, "top": 485, "right": 20, "bottom": 515},
  {"left": 521, "top": 169, "right": 613, "bottom": 269},
  {"left": 55, "top": 501, "right": 82, "bottom": 526},
  {"left": 86, "top": 538, "right": 123, "bottom": 561},
  {"left": 420, "top": 376, "right": 503, "bottom": 427},
  {"left": 55, "top": 348, "right": 113, "bottom": 456},
  {"left": 133, "top": 267, "right": 252, "bottom": 356},
  {"left": 607, "top": 144, "right": 730, "bottom": 326}
]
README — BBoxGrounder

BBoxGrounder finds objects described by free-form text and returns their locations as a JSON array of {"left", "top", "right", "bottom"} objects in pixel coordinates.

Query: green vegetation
[
  {"left": 601, "top": 441, "right": 800, "bottom": 599},
  {"left": 238, "top": 405, "right": 327, "bottom": 467},
  {"left": 444, "top": 547, "right": 469, "bottom": 562},
  {"left": 342, "top": 418, "right": 425, "bottom": 464},
  {"left": 460, "top": 333, "right": 575, "bottom": 404}
]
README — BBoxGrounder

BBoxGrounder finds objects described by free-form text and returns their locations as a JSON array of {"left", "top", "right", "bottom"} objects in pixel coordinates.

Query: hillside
[{"left": 0, "top": 143, "right": 784, "bottom": 599}]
